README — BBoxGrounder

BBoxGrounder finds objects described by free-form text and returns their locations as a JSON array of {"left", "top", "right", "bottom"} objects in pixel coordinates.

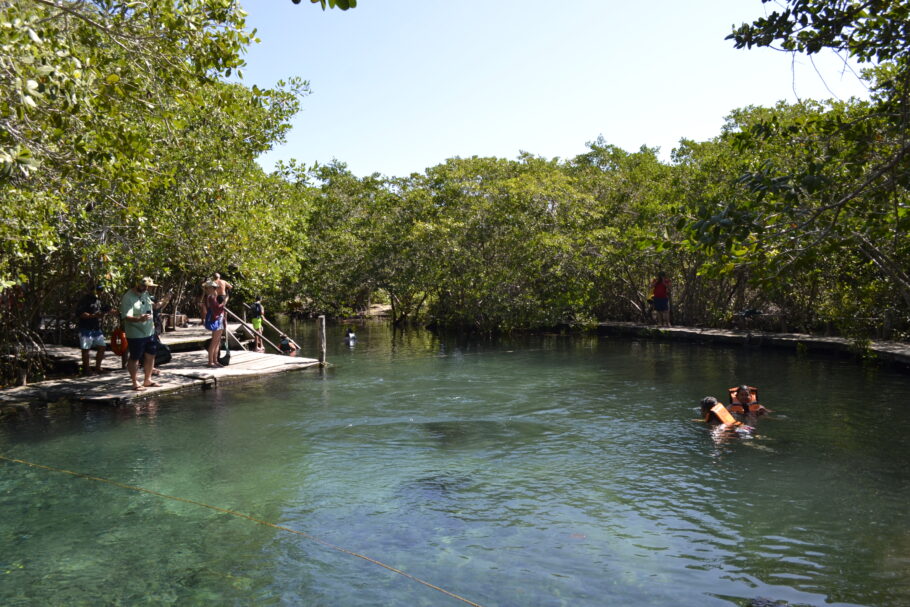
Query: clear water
[{"left": 1, "top": 324, "right": 909, "bottom": 607}]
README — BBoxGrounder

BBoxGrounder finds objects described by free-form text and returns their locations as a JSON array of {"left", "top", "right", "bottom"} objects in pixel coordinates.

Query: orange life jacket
[
  {"left": 708, "top": 403, "right": 742, "bottom": 426},
  {"left": 728, "top": 386, "right": 761, "bottom": 413},
  {"left": 110, "top": 327, "right": 128, "bottom": 356}
]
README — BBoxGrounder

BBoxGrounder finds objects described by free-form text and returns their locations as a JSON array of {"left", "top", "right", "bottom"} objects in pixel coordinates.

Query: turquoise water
[{"left": 1, "top": 324, "right": 909, "bottom": 606}]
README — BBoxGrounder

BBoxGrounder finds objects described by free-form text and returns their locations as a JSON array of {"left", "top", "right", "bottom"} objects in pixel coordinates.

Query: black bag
[
  {"left": 218, "top": 333, "right": 231, "bottom": 366},
  {"left": 155, "top": 340, "right": 172, "bottom": 366}
]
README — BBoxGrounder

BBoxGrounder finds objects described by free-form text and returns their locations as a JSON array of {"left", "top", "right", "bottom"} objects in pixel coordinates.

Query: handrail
[
  {"left": 240, "top": 303, "right": 300, "bottom": 350},
  {"left": 224, "top": 318, "right": 247, "bottom": 351},
  {"left": 224, "top": 307, "right": 283, "bottom": 353}
]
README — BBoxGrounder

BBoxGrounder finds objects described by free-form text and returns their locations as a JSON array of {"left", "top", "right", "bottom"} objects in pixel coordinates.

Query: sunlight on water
[{"left": 1, "top": 324, "right": 909, "bottom": 606}]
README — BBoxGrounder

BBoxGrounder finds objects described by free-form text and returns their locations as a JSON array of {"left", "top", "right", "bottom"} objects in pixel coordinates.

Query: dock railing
[
  {"left": 227, "top": 305, "right": 323, "bottom": 364},
  {"left": 241, "top": 304, "right": 301, "bottom": 351},
  {"left": 223, "top": 315, "right": 247, "bottom": 351},
  {"left": 224, "top": 307, "right": 284, "bottom": 353}
]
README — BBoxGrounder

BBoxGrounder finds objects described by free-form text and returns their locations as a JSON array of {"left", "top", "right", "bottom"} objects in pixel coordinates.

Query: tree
[
  {"left": 568, "top": 139, "right": 686, "bottom": 323},
  {"left": 417, "top": 155, "right": 597, "bottom": 331},
  {"left": 685, "top": 0, "right": 910, "bottom": 331},
  {"left": 728, "top": 0, "right": 910, "bottom": 64},
  {"left": 293, "top": 161, "right": 380, "bottom": 317},
  {"left": 0, "top": 1, "right": 306, "bottom": 383}
]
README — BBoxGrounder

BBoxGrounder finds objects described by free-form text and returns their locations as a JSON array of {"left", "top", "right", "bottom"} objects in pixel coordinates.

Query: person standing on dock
[
  {"left": 650, "top": 271, "right": 672, "bottom": 327},
  {"left": 204, "top": 281, "right": 226, "bottom": 367},
  {"left": 212, "top": 272, "right": 232, "bottom": 304},
  {"left": 120, "top": 277, "right": 160, "bottom": 390},
  {"left": 75, "top": 283, "right": 114, "bottom": 376},
  {"left": 250, "top": 295, "right": 265, "bottom": 352}
]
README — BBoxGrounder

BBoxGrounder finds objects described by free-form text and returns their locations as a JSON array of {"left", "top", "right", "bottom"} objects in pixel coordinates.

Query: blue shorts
[
  {"left": 652, "top": 297, "right": 669, "bottom": 312},
  {"left": 127, "top": 335, "right": 158, "bottom": 361},
  {"left": 204, "top": 311, "right": 223, "bottom": 332}
]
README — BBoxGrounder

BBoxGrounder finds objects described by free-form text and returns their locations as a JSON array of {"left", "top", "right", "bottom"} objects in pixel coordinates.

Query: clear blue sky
[{"left": 238, "top": 0, "right": 868, "bottom": 178}]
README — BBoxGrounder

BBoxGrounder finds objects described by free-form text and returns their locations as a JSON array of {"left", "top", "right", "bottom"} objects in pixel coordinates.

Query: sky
[{"left": 237, "top": 0, "right": 870, "bottom": 178}]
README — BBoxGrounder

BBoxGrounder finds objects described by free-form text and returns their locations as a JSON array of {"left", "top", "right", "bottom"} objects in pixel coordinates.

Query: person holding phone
[{"left": 120, "top": 276, "right": 160, "bottom": 390}]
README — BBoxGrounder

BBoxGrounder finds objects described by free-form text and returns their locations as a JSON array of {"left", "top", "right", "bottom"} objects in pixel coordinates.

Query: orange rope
[{"left": 0, "top": 454, "right": 484, "bottom": 607}]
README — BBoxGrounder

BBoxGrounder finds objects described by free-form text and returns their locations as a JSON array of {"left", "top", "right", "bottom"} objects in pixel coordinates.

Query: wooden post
[{"left": 318, "top": 315, "right": 326, "bottom": 365}]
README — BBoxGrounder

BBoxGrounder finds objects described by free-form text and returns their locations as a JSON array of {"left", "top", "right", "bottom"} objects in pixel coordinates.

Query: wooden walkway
[
  {"left": 1, "top": 322, "right": 320, "bottom": 408},
  {"left": 596, "top": 321, "right": 910, "bottom": 367}
]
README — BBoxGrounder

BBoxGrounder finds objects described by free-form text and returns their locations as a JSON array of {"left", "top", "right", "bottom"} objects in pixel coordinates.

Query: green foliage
[
  {"left": 683, "top": 0, "right": 910, "bottom": 327},
  {"left": 567, "top": 139, "right": 681, "bottom": 322},
  {"left": 303, "top": 0, "right": 357, "bottom": 9},
  {"left": 3, "top": 0, "right": 910, "bottom": 386},
  {"left": 416, "top": 154, "right": 600, "bottom": 331},
  {"left": 0, "top": 0, "right": 307, "bottom": 383},
  {"left": 728, "top": 0, "right": 910, "bottom": 64},
  {"left": 290, "top": 107, "right": 909, "bottom": 335}
]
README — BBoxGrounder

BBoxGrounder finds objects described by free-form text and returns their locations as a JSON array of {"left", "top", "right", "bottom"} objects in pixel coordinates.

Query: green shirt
[{"left": 120, "top": 289, "right": 154, "bottom": 339}]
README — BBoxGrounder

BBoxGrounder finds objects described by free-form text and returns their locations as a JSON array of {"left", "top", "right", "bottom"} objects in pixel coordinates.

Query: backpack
[
  {"left": 218, "top": 332, "right": 231, "bottom": 366},
  {"left": 155, "top": 339, "right": 172, "bottom": 366},
  {"left": 110, "top": 328, "right": 128, "bottom": 356}
]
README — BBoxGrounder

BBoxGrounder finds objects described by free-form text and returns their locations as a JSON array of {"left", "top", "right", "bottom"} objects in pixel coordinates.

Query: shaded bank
[{"left": 595, "top": 321, "right": 910, "bottom": 370}]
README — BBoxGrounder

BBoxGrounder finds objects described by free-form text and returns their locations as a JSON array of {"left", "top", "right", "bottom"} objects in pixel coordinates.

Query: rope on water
[{"left": 0, "top": 454, "right": 484, "bottom": 607}]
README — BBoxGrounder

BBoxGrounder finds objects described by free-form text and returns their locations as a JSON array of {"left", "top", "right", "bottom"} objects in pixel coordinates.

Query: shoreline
[
  {"left": 4, "top": 319, "right": 909, "bottom": 418},
  {"left": 595, "top": 321, "right": 910, "bottom": 370}
]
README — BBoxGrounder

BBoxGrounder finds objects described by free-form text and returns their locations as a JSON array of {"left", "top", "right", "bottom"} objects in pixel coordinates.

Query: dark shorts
[
  {"left": 127, "top": 335, "right": 158, "bottom": 361},
  {"left": 652, "top": 297, "right": 669, "bottom": 312}
]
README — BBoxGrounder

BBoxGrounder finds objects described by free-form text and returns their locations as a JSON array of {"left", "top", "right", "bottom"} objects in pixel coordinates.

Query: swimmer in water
[
  {"left": 700, "top": 396, "right": 754, "bottom": 436},
  {"left": 730, "top": 385, "right": 770, "bottom": 416}
]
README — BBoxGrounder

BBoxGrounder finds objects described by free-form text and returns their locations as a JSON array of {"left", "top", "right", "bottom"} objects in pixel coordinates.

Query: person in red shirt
[{"left": 650, "top": 272, "right": 671, "bottom": 327}]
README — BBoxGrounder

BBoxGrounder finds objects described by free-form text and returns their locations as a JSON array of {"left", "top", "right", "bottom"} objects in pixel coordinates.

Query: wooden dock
[
  {"left": 0, "top": 321, "right": 320, "bottom": 409},
  {"left": 596, "top": 321, "right": 910, "bottom": 368}
]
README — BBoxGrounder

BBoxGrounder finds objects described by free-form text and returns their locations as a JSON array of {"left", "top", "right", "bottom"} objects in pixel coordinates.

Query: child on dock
[{"left": 250, "top": 296, "right": 265, "bottom": 352}]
